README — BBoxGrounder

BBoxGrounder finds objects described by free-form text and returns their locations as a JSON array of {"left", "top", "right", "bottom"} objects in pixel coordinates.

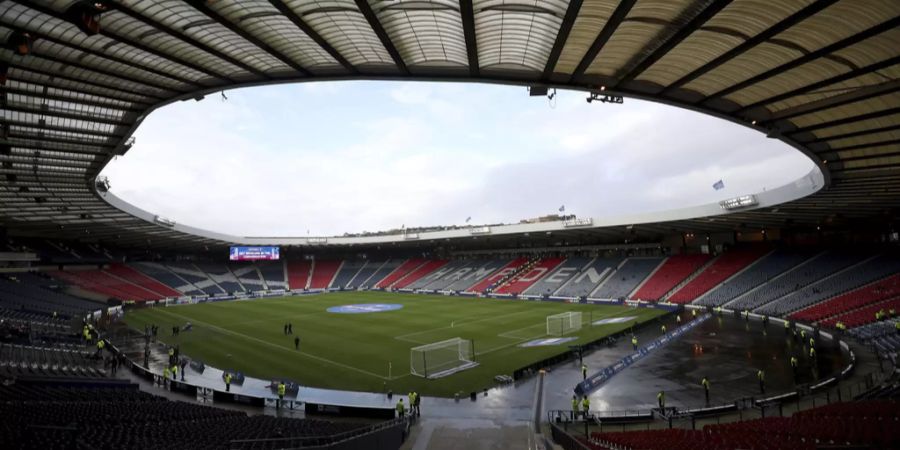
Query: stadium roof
[{"left": 0, "top": 0, "right": 898, "bottom": 250}]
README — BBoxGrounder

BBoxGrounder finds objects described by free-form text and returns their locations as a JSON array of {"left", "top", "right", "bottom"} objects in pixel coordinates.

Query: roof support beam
[
  {"left": 617, "top": 0, "right": 732, "bottom": 83},
  {"left": 104, "top": 1, "right": 268, "bottom": 80},
  {"left": 542, "top": 0, "right": 582, "bottom": 80},
  {"left": 788, "top": 106, "right": 900, "bottom": 135},
  {"left": 183, "top": 0, "right": 310, "bottom": 77},
  {"left": 1, "top": 86, "right": 146, "bottom": 111},
  {"left": 801, "top": 124, "right": 900, "bottom": 144},
  {"left": 0, "top": 103, "right": 126, "bottom": 127},
  {"left": 738, "top": 55, "right": 900, "bottom": 115},
  {"left": 354, "top": 0, "right": 408, "bottom": 74},
  {"left": 16, "top": 0, "right": 233, "bottom": 83},
  {"left": 0, "top": 22, "right": 201, "bottom": 91},
  {"left": 662, "top": 0, "right": 839, "bottom": 93},
  {"left": 571, "top": 0, "right": 636, "bottom": 81},
  {"left": 4, "top": 61, "right": 158, "bottom": 105},
  {"left": 459, "top": 0, "right": 479, "bottom": 76},
  {"left": 765, "top": 80, "right": 900, "bottom": 123},
  {"left": 267, "top": 0, "right": 356, "bottom": 73},
  {"left": 827, "top": 138, "right": 900, "bottom": 153},
  {"left": 1, "top": 119, "right": 122, "bottom": 139},
  {"left": 703, "top": 16, "right": 900, "bottom": 101},
  {"left": 5, "top": 133, "right": 115, "bottom": 149}
]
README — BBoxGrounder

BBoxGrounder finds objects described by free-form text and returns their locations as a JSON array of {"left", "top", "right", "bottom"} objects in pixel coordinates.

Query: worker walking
[
  {"left": 413, "top": 391, "right": 421, "bottom": 416},
  {"left": 277, "top": 381, "right": 286, "bottom": 409},
  {"left": 632, "top": 335, "right": 638, "bottom": 351},
  {"left": 571, "top": 395, "right": 580, "bottom": 419},
  {"left": 581, "top": 396, "right": 591, "bottom": 419},
  {"left": 809, "top": 337, "right": 816, "bottom": 348},
  {"left": 661, "top": 324, "right": 667, "bottom": 335},
  {"left": 95, "top": 339, "right": 105, "bottom": 357},
  {"left": 224, "top": 372, "right": 233, "bottom": 392},
  {"left": 162, "top": 366, "right": 171, "bottom": 389},
  {"left": 171, "top": 364, "right": 178, "bottom": 381},
  {"left": 809, "top": 346, "right": 816, "bottom": 361},
  {"left": 692, "top": 309, "right": 697, "bottom": 318},
  {"left": 396, "top": 398, "right": 406, "bottom": 418},
  {"left": 676, "top": 315, "right": 682, "bottom": 325},
  {"left": 657, "top": 391, "right": 665, "bottom": 411},
  {"left": 701, "top": 376, "right": 711, "bottom": 405},
  {"left": 790, "top": 356, "right": 799, "bottom": 382},
  {"left": 757, "top": 369, "right": 765, "bottom": 394},
  {"left": 294, "top": 336, "right": 300, "bottom": 350},
  {"left": 581, "top": 364, "right": 588, "bottom": 380}
]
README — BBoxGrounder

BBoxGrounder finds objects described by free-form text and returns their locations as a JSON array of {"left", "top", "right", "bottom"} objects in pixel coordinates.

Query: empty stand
[
  {"left": 374, "top": 259, "right": 423, "bottom": 289},
  {"left": 820, "top": 297, "right": 900, "bottom": 329},
  {"left": 256, "top": 260, "right": 286, "bottom": 289},
  {"left": 166, "top": 263, "right": 224, "bottom": 296},
  {"left": 130, "top": 262, "right": 203, "bottom": 296},
  {"left": 358, "top": 260, "right": 401, "bottom": 288},
  {"left": 286, "top": 259, "right": 312, "bottom": 290},
  {"left": 49, "top": 269, "right": 160, "bottom": 302},
  {"left": 106, "top": 263, "right": 182, "bottom": 298},
  {"left": 495, "top": 257, "right": 565, "bottom": 295},
  {"left": 553, "top": 257, "right": 624, "bottom": 298},
  {"left": 668, "top": 247, "right": 769, "bottom": 304},
  {"left": 791, "top": 273, "right": 900, "bottom": 323},
  {"left": 593, "top": 257, "right": 664, "bottom": 300},
  {"left": 696, "top": 249, "right": 814, "bottom": 307},
  {"left": 632, "top": 254, "right": 711, "bottom": 301},
  {"left": 308, "top": 260, "right": 342, "bottom": 289},
  {"left": 444, "top": 259, "right": 510, "bottom": 292},
  {"left": 195, "top": 262, "right": 244, "bottom": 293},
  {"left": 406, "top": 260, "right": 471, "bottom": 290},
  {"left": 393, "top": 260, "right": 449, "bottom": 289},
  {"left": 467, "top": 258, "right": 529, "bottom": 293},
  {"left": 524, "top": 257, "right": 592, "bottom": 296},
  {"left": 330, "top": 260, "right": 366, "bottom": 289}
]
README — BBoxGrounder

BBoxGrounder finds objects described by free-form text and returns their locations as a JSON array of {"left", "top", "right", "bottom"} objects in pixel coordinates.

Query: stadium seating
[
  {"left": 374, "top": 259, "right": 423, "bottom": 289},
  {"left": 791, "top": 273, "right": 900, "bottom": 323},
  {"left": 667, "top": 247, "right": 770, "bottom": 304},
  {"left": 757, "top": 255, "right": 900, "bottom": 316},
  {"left": 467, "top": 258, "right": 529, "bottom": 292},
  {"left": 632, "top": 254, "right": 711, "bottom": 301},
  {"left": 330, "top": 260, "right": 366, "bottom": 289},
  {"left": 406, "top": 259, "right": 473, "bottom": 290},
  {"left": 166, "top": 263, "right": 225, "bottom": 296},
  {"left": 523, "top": 257, "right": 592, "bottom": 296},
  {"left": 550, "top": 257, "right": 624, "bottom": 298},
  {"left": 393, "top": 260, "right": 449, "bottom": 289},
  {"left": 443, "top": 259, "right": 510, "bottom": 292},
  {"left": 308, "top": 260, "right": 343, "bottom": 289},
  {"left": 49, "top": 270, "right": 160, "bottom": 302},
  {"left": 130, "top": 262, "right": 204, "bottom": 296},
  {"left": 0, "top": 383, "right": 372, "bottom": 450},
  {"left": 0, "top": 275, "right": 101, "bottom": 317},
  {"left": 286, "top": 259, "right": 312, "bottom": 290},
  {"left": 495, "top": 257, "right": 565, "bottom": 295},
  {"left": 726, "top": 251, "right": 869, "bottom": 312},
  {"left": 590, "top": 400, "right": 900, "bottom": 450},
  {"left": 351, "top": 260, "right": 397, "bottom": 288},
  {"left": 695, "top": 249, "right": 815, "bottom": 307},
  {"left": 228, "top": 262, "right": 266, "bottom": 291},
  {"left": 106, "top": 263, "right": 182, "bottom": 298},
  {"left": 195, "top": 262, "right": 245, "bottom": 293},
  {"left": 593, "top": 257, "right": 664, "bottom": 300},
  {"left": 820, "top": 298, "right": 900, "bottom": 329},
  {"left": 256, "top": 260, "right": 286, "bottom": 289}
]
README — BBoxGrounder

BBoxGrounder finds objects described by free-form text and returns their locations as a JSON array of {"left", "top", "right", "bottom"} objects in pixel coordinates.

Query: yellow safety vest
[{"left": 278, "top": 384, "right": 286, "bottom": 396}]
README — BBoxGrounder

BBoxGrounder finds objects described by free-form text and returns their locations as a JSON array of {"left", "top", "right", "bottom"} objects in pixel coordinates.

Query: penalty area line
[{"left": 152, "top": 308, "right": 390, "bottom": 381}]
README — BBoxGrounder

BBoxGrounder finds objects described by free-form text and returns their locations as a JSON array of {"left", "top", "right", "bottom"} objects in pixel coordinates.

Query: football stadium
[{"left": 1, "top": 1, "right": 899, "bottom": 449}]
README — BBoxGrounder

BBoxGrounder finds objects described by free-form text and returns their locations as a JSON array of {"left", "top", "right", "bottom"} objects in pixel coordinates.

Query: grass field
[{"left": 123, "top": 291, "right": 664, "bottom": 396}]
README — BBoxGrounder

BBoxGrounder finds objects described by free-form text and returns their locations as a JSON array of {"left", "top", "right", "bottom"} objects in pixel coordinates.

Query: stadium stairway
[
  {"left": 467, "top": 257, "right": 529, "bottom": 293},
  {"left": 667, "top": 247, "right": 771, "bottom": 304},
  {"left": 392, "top": 260, "right": 449, "bottom": 289},
  {"left": 495, "top": 257, "right": 566, "bottom": 295},
  {"left": 374, "top": 259, "right": 424, "bottom": 289},
  {"left": 286, "top": 259, "right": 312, "bottom": 290},
  {"left": 632, "top": 254, "right": 712, "bottom": 302},
  {"left": 309, "top": 260, "right": 343, "bottom": 289}
]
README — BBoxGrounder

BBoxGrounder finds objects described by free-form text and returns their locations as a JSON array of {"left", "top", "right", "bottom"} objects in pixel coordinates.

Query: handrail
[{"left": 227, "top": 416, "right": 408, "bottom": 449}]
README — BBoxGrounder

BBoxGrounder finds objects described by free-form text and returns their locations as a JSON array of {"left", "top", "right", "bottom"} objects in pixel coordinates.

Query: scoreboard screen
[{"left": 229, "top": 246, "right": 280, "bottom": 261}]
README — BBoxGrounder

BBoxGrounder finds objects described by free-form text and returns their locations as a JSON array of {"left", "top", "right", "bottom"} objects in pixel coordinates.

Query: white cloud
[{"left": 101, "top": 81, "right": 814, "bottom": 236}]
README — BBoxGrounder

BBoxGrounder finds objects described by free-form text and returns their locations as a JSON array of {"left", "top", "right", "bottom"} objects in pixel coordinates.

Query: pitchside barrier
[{"left": 574, "top": 313, "right": 712, "bottom": 397}]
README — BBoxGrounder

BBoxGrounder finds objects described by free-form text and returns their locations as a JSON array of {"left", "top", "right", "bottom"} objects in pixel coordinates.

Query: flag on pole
[
  {"left": 465, "top": 216, "right": 471, "bottom": 223},
  {"left": 712, "top": 179, "right": 725, "bottom": 191},
  {"left": 559, "top": 205, "right": 565, "bottom": 212}
]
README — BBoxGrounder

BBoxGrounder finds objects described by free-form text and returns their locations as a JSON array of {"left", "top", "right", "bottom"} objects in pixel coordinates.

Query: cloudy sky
[{"left": 100, "top": 81, "right": 814, "bottom": 236}]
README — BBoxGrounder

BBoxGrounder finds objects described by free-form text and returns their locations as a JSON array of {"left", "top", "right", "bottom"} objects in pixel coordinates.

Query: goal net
[
  {"left": 410, "top": 338, "right": 478, "bottom": 379},
  {"left": 547, "top": 312, "right": 583, "bottom": 336}
]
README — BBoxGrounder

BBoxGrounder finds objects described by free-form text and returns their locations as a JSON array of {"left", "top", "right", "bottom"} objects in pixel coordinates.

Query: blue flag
[
  {"left": 712, "top": 180, "right": 725, "bottom": 191},
  {"left": 559, "top": 205, "right": 565, "bottom": 212}
]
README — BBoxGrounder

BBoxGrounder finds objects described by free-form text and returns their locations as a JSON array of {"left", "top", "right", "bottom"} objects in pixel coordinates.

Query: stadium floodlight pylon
[
  {"left": 410, "top": 337, "right": 478, "bottom": 379},
  {"left": 546, "top": 311, "right": 582, "bottom": 336}
]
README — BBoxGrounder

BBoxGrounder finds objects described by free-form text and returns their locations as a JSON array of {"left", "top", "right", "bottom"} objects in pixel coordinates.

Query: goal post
[
  {"left": 547, "top": 312, "right": 583, "bottom": 336},
  {"left": 410, "top": 337, "right": 478, "bottom": 379}
]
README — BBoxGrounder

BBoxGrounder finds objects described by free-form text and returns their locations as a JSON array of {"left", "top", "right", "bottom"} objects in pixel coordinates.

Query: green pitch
[{"left": 123, "top": 291, "right": 664, "bottom": 397}]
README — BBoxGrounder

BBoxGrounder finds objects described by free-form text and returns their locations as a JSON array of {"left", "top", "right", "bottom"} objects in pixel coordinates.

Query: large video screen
[{"left": 229, "top": 246, "right": 280, "bottom": 261}]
